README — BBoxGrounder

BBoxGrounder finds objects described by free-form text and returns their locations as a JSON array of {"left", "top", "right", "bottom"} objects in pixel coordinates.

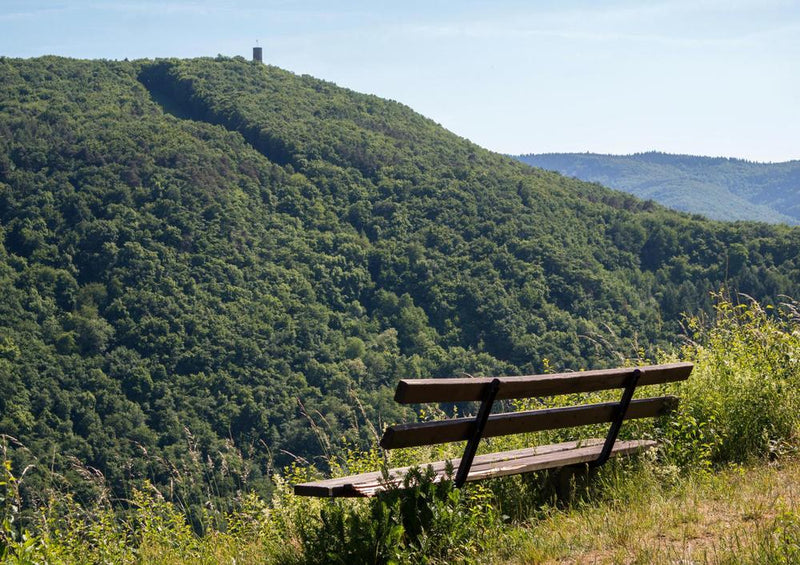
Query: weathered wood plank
[
  {"left": 293, "top": 440, "right": 607, "bottom": 497},
  {"left": 380, "top": 396, "right": 678, "bottom": 449},
  {"left": 394, "top": 362, "right": 693, "bottom": 404},
  {"left": 294, "top": 439, "right": 655, "bottom": 497},
  {"left": 352, "top": 439, "right": 656, "bottom": 496}
]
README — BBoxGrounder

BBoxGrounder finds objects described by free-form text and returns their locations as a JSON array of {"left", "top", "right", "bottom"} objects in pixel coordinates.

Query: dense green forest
[
  {"left": 516, "top": 152, "right": 800, "bottom": 224},
  {"left": 2, "top": 56, "right": 800, "bottom": 508}
]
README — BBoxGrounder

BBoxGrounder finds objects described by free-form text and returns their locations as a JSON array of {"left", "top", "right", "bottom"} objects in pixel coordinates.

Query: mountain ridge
[{"left": 515, "top": 151, "right": 800, "bottom": 224}]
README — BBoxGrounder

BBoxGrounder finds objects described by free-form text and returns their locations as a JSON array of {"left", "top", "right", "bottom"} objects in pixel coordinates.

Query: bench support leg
[
  {"left": 591, "top": 368, "right": 641, "bottom": 468},
  {"left": 455, "top": 378, "right": 501, "bottom": 488},
  {"left": 555, "top": 464, "right": 597, "bottom": 502}
]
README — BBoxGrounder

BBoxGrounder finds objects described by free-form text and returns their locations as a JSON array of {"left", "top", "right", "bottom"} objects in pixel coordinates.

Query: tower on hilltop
[{"left": 253, "top": 43, "right": 263, "bottom": 63}]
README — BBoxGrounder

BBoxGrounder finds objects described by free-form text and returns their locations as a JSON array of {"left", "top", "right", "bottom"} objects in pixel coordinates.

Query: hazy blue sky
[{"left": 2, "top": 0, "right": 798, "bottom": 162}]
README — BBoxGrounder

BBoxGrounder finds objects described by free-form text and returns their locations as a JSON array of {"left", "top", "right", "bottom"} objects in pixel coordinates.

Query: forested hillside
[
  {"left": 516, "top": 152, "right": 800, "bottom": 224},
  {"left": 2, "top": 56, "right": 800, "bottom": 506}
]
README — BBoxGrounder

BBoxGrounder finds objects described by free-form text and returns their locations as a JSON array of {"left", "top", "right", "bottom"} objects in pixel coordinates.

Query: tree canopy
[{"left": 2, "top": 56, "right": 800, "bottom": 505}]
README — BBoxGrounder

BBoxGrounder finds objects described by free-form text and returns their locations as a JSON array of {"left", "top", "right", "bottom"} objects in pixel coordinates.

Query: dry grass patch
[{"left": 498, "top": 458, "right": 799, "bottom": 564}]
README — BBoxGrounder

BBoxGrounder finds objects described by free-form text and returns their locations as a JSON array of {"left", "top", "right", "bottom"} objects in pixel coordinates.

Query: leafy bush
[
  {"left": 297, "top": 465, "right": 498, "bottom": 565},
  {"left": 666, "top": 294, "right": 800, "bottom": 466}
]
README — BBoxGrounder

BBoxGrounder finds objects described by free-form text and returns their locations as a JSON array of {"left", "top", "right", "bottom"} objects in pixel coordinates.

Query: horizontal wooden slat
[
  {"left": 394, "top": 362, "right": 693, "bottom": 404},
  {"left": 294, "top": 440, "right": 605, "bottom": 497},
  {"left": 353, "top": 439, "right": 656, "bottom": 496},
  {"left": 294, "top": 439, "right": 656, "bottom": 497},
  {"left": 380, "top": 396, "right": 678, "bottom": 449}
]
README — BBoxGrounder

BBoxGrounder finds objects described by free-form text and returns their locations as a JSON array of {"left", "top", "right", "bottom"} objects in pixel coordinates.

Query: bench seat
[
  {"left": 292, "top": 362, "right": 692, "bottom": 498},
  {"left": 294, "top": 438, "right": 657, "bottom": 498}
]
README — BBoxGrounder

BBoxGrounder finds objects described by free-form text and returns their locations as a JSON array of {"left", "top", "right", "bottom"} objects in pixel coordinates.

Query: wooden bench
[{"left": 294, "top": 362, "right": 693, "bottom": 498}]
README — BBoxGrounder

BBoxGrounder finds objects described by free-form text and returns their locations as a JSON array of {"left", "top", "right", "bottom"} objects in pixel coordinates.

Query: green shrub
[
  {"left": 297, "top": 465, "right": 498, "bottom": 565},
  {"left": 666, "top": 294, "right": 800, "bottom": 467}
]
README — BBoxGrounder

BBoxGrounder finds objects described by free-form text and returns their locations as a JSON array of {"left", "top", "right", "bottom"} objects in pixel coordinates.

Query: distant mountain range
[{"left": 515, "top": 152, "right": 800, "bottom": 225}]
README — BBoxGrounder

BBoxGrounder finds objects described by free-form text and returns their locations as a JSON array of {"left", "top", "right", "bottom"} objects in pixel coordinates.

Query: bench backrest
[{"left": 380, "top": 362, "right": 693, "bottom": 450}]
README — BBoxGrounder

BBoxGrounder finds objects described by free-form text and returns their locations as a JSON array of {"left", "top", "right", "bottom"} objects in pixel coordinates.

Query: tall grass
[
  {"left": 665, "top": 293, "right": 800, "bottom": 466},
  {"left": 1, "top": 295, "right": 799, "bottom": 563}
]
